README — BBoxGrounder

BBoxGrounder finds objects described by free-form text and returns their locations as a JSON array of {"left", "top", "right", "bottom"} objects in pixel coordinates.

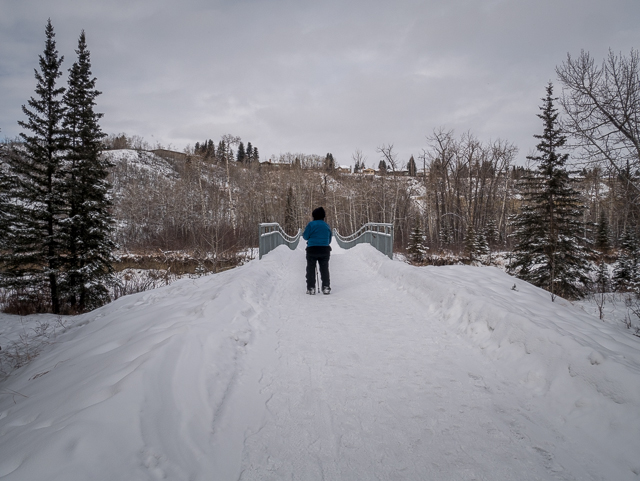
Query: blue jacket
[{"left": 303, "top": 220, "right": 332, "bottom": 247}]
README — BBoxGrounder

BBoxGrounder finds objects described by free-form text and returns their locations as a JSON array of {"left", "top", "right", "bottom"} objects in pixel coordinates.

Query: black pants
[{"left": 306, "top": 246, "right": 331, "bottom": 289}]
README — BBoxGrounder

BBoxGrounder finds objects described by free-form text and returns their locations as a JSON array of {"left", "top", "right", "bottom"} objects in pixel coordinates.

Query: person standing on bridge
[{"left": 303, "top": 207, "right": 332, "bottom": 295}]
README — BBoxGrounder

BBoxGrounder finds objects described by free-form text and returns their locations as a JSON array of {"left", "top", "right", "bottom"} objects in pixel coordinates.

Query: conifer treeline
[{"left": 193, "top": 139, "right": 260, "bottom": 164}]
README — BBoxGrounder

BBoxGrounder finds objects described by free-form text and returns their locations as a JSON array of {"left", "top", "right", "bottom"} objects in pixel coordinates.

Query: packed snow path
[{"left": 1, "top": 243, "right": 639, "bottom": 480}]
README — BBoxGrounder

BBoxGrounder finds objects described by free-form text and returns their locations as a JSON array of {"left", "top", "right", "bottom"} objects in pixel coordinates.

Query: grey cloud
[{"left": 1, "top": 0, "right": 639, "bottom": 166}]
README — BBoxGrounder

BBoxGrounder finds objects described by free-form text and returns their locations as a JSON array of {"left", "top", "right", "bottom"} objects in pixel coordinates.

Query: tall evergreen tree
[
  {"left": 613, "top": 229, "right": 640, "bottom": 291},
  {"left": 205, "top": 139, "right": 215, "bottom": 159},
  {"left": 325, "top": 153, "right": 335, "bottom": 172},
  {"left": 4, "top": 20, "right": 67, "bottom": 313},
  {"left": 217, "top": 140, "right": 226, "bottom": 163},
  {"left": 246, "top": 142, "right": 253, "bottom": 163},
  {"left": 595, "top": 211, "right": 611, "bottom": 255},
  {"left": 0, "top": 139, "right": 15, "bottom": 258},
  {"left": 509, "top": 83, "right": 592, "bottom": 299},
  {"left": 483, "top": 218, "right": 499, "bottom": 249},
  {"left": 407, "top": 155, "right": 417, "bottom": 177},
  {"left": 236, "top": 142, "right": 246, "bottom": 163},
  {"left": 61, "top": 30, "right": 114, "bottom": 311}
]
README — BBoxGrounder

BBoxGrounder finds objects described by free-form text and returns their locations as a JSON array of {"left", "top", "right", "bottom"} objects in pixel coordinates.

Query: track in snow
[
  {"left": 223, "top": 244, "right": 585, "bottom": 480},
  {"left": 1, "top": 242, "right": 637, "bottom": 481}
]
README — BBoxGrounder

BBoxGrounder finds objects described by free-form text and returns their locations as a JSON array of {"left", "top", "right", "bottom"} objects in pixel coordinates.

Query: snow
[
  {"left": 1, "top": 242, "right": 640, "bottom": 480},
  {"left": 104, "top": 149, "right": 179, "bottom": 179}
]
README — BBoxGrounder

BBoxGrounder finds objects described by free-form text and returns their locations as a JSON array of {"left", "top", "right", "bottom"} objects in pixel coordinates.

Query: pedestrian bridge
[{"left": 258, "top": 222, "right": 394, "bottom": 259}]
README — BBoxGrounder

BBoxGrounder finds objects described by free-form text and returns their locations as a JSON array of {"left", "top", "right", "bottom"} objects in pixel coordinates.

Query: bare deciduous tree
[{"left": 557, "top": 49, "right": 640, "bottom": 192}]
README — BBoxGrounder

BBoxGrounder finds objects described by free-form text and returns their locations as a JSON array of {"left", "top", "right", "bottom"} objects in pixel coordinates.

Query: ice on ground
[{"left": 0, "top": 242, "right": 639, "bottom": 480}]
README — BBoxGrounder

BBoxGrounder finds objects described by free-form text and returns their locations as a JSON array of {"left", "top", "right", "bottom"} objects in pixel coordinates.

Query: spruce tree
[
  {"left": 61, "top": 30, "right": 114, "bottom": 311},
  {"left": 595, "top": 211, "right": 611, "bottom": 255},
  {"left": 484, "top": 218, "right": 499, "bottom": 249},
  {"left": 407, "top": 221, "right": 428, "bottom": 264},
  {"left": 595, "top": 259, "right": 611, "bottom": 294},
  {"left": 5, "top": 20, "right": 67, "bottom": 313},
  {"left": 246, "top": 142, "right": 253, "bottom": 163},
  {"left": 509, "top": 83, "right": 592, "bottom": 299},
  {"left": 613, "top": 229, "right": 639, "bottom": 291},
  {"left": 464, "top": 223, "right": 477, "bottom": 260},
  {"left": 509, "top": 192, "right": 543, "bottom": 279},
  {"left": 407, "top": 155, "right": 417, "bottom": 177},
  {"left": 439, "top": 222, "right": 454, "bottom": 247},
  {"left": 475, "top": 231, "right": 490, "bottom": 257},
  {"left": 0, "top": 143, "right": 31, "bottom": 306},
  {"left": 216, "top": 140, "right": 225, "bottom": 163},
  {"left": 205, "top": 139, "right": 215, "bottom": 160},
  {"left": 0, "top": 139, "right": 15, "bottom": 257},
  {"left": 236, "top": 142, "right": 246, "bottom": 163},
  {"left": 325, "top": 153, "right": 335, "bottom": 172}
]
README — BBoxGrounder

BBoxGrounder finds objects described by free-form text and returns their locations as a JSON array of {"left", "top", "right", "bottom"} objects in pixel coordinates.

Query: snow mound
[
  {"left": 364, "top": 246, "right": 640, "bottom": 402},
  {"left": 0, "top": 243, "right": 639, "bottom": 480}
]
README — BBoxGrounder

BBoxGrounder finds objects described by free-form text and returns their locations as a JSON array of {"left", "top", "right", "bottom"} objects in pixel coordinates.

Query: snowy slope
[
  {"left": 0, "top": 243, "right": 639, "bottom": 480},
  {"left": 105, "top": 149, "right": 179, "bottom": 179}
]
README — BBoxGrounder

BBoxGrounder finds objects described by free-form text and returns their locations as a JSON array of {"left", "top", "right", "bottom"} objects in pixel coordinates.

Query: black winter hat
[{"left": 312, "top": 207, "right": 326, "bottom": 220}]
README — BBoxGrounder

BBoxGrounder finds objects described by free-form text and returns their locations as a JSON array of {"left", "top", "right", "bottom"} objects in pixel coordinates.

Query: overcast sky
[{"left": 1, "top": 0, "right": 639, "bottom": 167}]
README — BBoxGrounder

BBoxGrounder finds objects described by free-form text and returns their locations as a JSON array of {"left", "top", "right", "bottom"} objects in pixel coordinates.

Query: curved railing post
[
  {"left": 258, "top": 223, "right": 302, "bottom": 259},
  {"left": 333, "top": 222, "right": 394, "bottom": 259}
]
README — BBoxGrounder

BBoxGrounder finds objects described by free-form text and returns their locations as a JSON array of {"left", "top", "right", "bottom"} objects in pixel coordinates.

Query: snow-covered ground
[
  {"left": 105, "top": 149, "right": 179, "bottom": 179},
  {"left": 1, "top": 242, "right": 639, "bottom": 480}
]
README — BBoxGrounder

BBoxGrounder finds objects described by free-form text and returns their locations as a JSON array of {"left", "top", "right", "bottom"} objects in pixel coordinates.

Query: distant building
[
  {"left": 259, "top": 159, "right": 291, "bottom": 170},
  {"left": 336, "top": 165, "right": 351, "bottom": 174},
  {"left": 150, "top": 149, "right": 188, "bottom": 163}
]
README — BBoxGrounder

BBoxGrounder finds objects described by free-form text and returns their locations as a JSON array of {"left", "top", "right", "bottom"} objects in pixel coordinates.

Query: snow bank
[
  {"left": 0, "top": 257, "right": 276, "bottom": 480},
  {"left": 1, "top": 242, "right": 639, "bottom": 479},
  {"left": 351, "top": 244, "right": 640, "bottom": 475}
]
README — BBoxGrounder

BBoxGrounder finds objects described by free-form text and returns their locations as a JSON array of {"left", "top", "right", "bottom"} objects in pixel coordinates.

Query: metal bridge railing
[
  {"left": 259, "top": 223, "right": 301, "bottom": 259},
  {"left": 334, "top": 223, "right": 394, "bottom": 259}
]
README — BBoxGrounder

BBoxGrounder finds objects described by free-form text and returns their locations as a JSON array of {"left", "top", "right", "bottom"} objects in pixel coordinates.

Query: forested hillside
[{"left": 104, "top": 130, "right": 636, "bottom": 264}]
